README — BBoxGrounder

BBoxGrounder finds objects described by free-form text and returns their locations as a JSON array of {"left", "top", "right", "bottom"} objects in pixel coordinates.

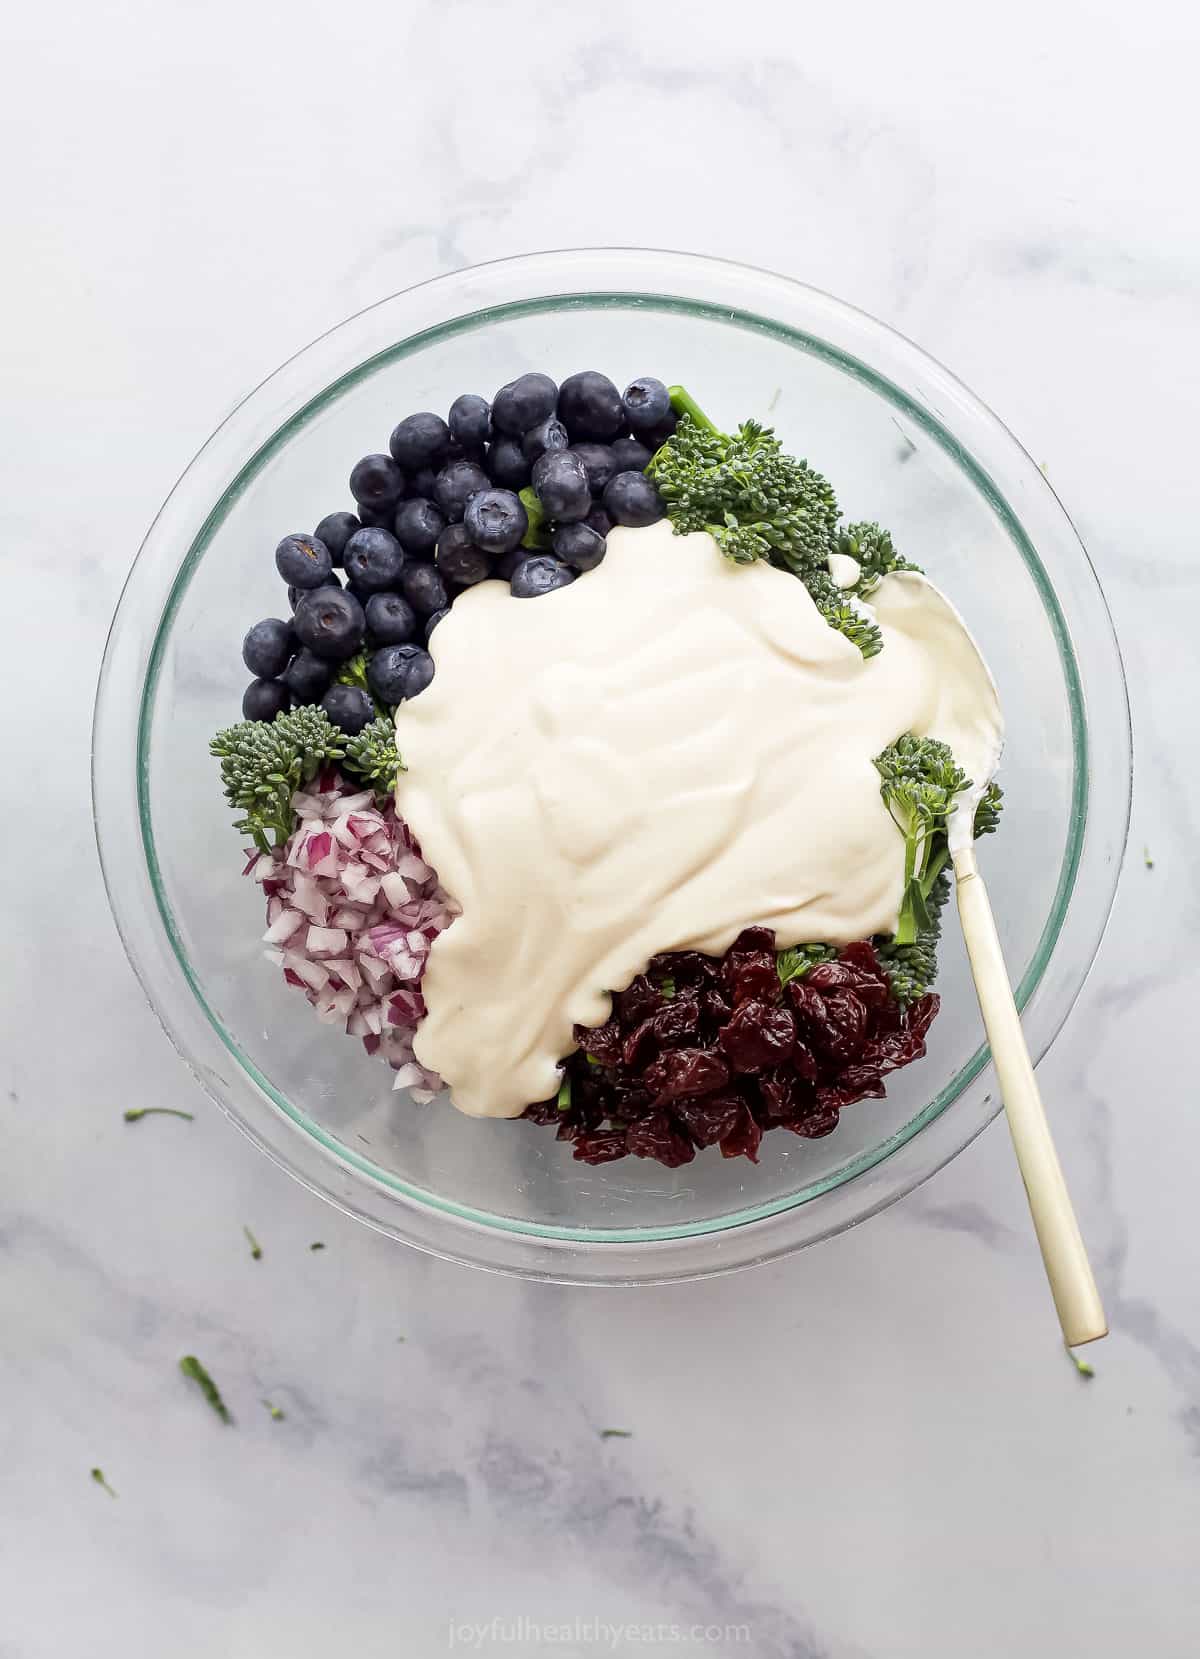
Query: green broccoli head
[
  {"left": 211, "top": 707, "right": 346, "bottom": 851},
  {"left": 648, "top": 411, "right": 840, "bottom": 576},
  {"left": 836, "top": 521, "right": 920, "bottom": 594}
]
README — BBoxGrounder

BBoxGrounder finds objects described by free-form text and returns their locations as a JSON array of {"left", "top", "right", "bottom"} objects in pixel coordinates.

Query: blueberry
[
  {"left": 464, "top": 488, "right": 528, "bottom": 554},
  {"left": 401, "top": 561, "right": 450, "bottom": 617},
  {"left": 557, "top": 371, "right": 623, "bottom": 441},
  {"left": 293, "top": 586, "right": 367, "bottom": 661},
  {"left": 522, "top": 416, "right": 569, "bottom": 464},
  {"left": 552, "top": 521, "right": 606, "bottom": 572},
  {"left": 394, "top": 496, "right": 446, "bottom": 555},
  {"left": 283, "top": 647, "right": 333, "bottom": 704},
  {"left": 356, "top": 501, "right": 395, "bottom": 528},
  {"left": 603, "top": 470, "right": 665, "bottom": 528},
  {"left": 622, "top": 376, "right": 671, "bottom": 434},
  {"left": 584, "top": 504, "right": 613, "bottom": 538},
  {"left": 389, "top": 412, "right": 450, "bottom": 472},
  {"left": 242, "top": 617, "right": 294, "bottom": 679},
  {"left": 349, "top": 453, "right": 405, "bottom": 510},
  {"left": 343, "top": 526, "right": 406, "bottom": 593},
  {"left": 492, "top": 547, "right": 525, "bottom": 582},
  {"left": 532, "top": 450, "right": 591, "bottom": 522},
  {"left": 571, "top": 442, "right": 618, "bottom": 497},
  {"left": 365, "top": 590, "right": 418, "bottom": 645},
  {"left": 510, "top": 555, "right": 576, "bottom": 598},
  {"left": 275, "top": 533, "right": 333, "bottom": 590},
  {"left": 242, "top": 678, "right": 291, "bottom": 722},
  {"left": 434, "top": 459, "right": 491, "bottom": 522},
  {"left": 288, "top": 574, "right": 340, "bottom": 608},
  {"left": 611, "top": 436, "right": 652, "bottom": 473},
  {"left": 321, "top": 683, "right": 375, "bottom": 735},
  {"left": 314, "top": 511, "right": 361, "bottom": 566},
  {"left": 485, "top": 436, "right": 531, "bottom": 490},
  {"left": 368, "top": 643, "right": 435, "bottom": 704},
  {"left": 448, "top": 393, "right": 493, "bottom": 451},
  {"left": 410, "top": 467, "right": 439, "bottom": 501},
  {"left": 639, "top": 409, "right": 678, "bottom": 448},
  {"left": 436, "top": 523, "right": 492, "bottom": 586},
  {"left": 425, "top": 606, "right": 450, "bottom": 639},
  {"left": 492, "top": 372, "right": 558, "bottom": 436}
]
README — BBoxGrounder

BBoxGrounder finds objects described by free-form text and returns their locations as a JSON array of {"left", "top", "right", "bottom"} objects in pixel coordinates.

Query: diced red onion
[{"left": 246, "top": 770, "right": 453, "bottom": 1102}]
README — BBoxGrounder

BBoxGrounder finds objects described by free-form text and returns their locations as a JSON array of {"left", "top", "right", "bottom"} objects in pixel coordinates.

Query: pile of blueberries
[{"left": 240, "top": 370, "right": 674, "bottom": 731}]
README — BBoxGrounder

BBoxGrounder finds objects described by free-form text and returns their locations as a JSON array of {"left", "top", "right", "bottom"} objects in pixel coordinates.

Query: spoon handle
[{"left": 953, "top": 847, "right": 1107, "bottom": 1346}]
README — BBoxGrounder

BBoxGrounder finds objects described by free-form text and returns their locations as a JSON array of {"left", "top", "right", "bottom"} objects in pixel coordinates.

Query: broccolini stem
[
  {"left": 667, "top": 385, "right": 718, "bottom": 434},
  {"left": 519, "top": 486, "right": 552, "bottom": 549}
]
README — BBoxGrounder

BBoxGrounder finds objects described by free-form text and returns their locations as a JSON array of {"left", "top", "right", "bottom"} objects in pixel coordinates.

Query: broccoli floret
[
  {"left": 343, "top": 716, "right": 404, "bottom": 799},
  {"left": 776, "top": 943, "right": 837, "bottom": 987},
  {"left": 836, "top": 521, "right": 921, "bottom": 595},
  {"left": 210, "top": 706, "right": 345, "bottom": 851},
  {"left": 648, "top": 388, "right": 840, "bottom": 572},
  {"left": 873, "top": 739, "right": 1006, "bottom": 1002},
  {"left": 807, "top": 570, "right": 884, "bottom": 660},
  {"left": 334, "top": 649, "right": 390, "bottom": 717},
  {"left": 877, "top": 864, "right": 952, "bottom": 1004},
  {"left": 648, "top": 388, "right": 899, "bottom": 660},
  {"left": 973, "top": 780, "right": 1004, "bottom": 838},
  {"left": 874, "top": 734, "right": 971, "bottom": 948}
]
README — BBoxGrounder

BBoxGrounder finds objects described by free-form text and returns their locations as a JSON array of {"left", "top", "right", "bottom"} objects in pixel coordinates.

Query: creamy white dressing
[{"left": 395, "top": 523, "right": 1002, "bottom": 1120}]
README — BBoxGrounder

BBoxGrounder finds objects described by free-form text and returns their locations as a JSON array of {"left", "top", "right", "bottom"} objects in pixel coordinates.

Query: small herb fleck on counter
[
  {"left": 90, "top": 1467, "right": 117, "bottom": 1498},
  {"left": 123, "top": 1107, "right": 194, "bottom": 1123},
  {"left": 180, "top": 1355, "right": 232, "bottom": 1423},
  {"left": 243, "top": 1226, "right": 263, "bottom": 1260},
  {"left": 599, "top": 1428, "right": 633, "bottom": 1440}
]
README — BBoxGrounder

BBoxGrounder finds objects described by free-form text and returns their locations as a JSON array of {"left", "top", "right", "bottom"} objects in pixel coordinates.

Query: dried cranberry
[
  {"left": 650, "top": 949, "right": 715, "bottom": 988},
  {"left": 730, "top": 925, "right": 777, "bottom": 954},
  {"left": 526, "top": 934, "right": 941, "bottom": 1170},
  {"left": 813, "top": 988, "right": 868, "bottom": 1062},
  {"left": 808, "top": 960, "right": 890, "bottom": 1009},
  {"left": 615, "top": 974, "right": 660, "bottom": 1028},
  {"left": 791, "top": 1039, "right": 819, "bottom": 1082},
  {"left": 786, "top": 979, "right": 828, "bottom": 1028},
  {"left": 908, "top": 992, "right": 940, "bottom": 1041},
  {"left": 719, "top": 1104, "right": 763, "bottom": 1162},
  {"left": 575, "top": 1017, "right": 623, "bottom": 1066},
  {"left": 784, "top": 1107, "right": 841, "bottom": 1138},
  {"left": 572, "top": 1130, "right": 630, "bottom": 1164},
  {"left": 839, "top": 940, "right": 882, "bottom": 974},
  {"left": 671, "top": 1091, "right": 744, "bottom": 1147},
  {"left": 725, "top": 950, "right": 780, "bottom": 1005},
  {"left": 756, "top": 1067, "right": 812, "bottom": 1123},
  {"left": 833, "top": 1063, "right": 886, "bottom": 1101},
  {"left": 626, "top": 1111, "right": 696, "bottom": 1167},
  {"left": 701, "top": 987, "right": 732, "bottom": 1025},
  {"left": 718, "top": 999, "right": 796, "bottom": 1073},
  {"left": 643, "top": 1047, "right": 731, "bottom": 1104}
]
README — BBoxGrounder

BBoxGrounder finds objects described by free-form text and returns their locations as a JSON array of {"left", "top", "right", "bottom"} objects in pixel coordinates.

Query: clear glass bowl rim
[{"left": 92, "top": 247, "right": 1132, "bottom": 1283}]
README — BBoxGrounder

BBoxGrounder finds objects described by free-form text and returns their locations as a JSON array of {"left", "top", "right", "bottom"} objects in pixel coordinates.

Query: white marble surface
[{"left": 4, "top": 2, "right": 1200, "bottom": 1654}]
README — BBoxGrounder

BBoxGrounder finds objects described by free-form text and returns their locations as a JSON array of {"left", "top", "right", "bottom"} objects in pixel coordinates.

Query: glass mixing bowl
[{"left": 92, "top": 249, "right": 1131, "bottom": 1282}]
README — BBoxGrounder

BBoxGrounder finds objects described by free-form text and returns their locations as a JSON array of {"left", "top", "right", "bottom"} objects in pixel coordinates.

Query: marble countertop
[{"left": 5, "top": 2, "right": 1199, "bottom": 1654}]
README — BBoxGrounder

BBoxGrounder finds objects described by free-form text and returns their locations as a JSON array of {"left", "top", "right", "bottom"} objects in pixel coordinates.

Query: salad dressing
[{"left": 395, "top": 523, "right": 1002, "bottom": 1119}]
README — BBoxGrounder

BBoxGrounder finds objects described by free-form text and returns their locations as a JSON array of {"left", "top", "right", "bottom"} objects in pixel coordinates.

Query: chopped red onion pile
[{"left": 247, "top": 767, "right": 456, "bottom": 1103}]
